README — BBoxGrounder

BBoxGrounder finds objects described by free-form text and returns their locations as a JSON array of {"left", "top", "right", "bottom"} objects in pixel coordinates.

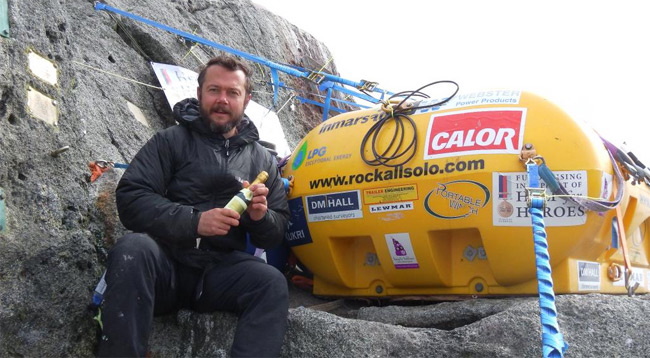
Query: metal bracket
[
  {"left": 624, "top": 268, "right": 640, "bottom": 296},
  {"left": 307, "top": 71, "right": 325, "bottom": 84},
  {"left": 526, "top": 187, "right": 547, "bottom": 209},
  {"left": 358, "top": 80, "right": 378, "bottom": 92}
]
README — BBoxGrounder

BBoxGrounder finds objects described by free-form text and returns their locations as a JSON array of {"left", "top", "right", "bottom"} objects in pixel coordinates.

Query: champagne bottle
[{"left": 224, "top": 171, "right": 269, "bottom": 214}]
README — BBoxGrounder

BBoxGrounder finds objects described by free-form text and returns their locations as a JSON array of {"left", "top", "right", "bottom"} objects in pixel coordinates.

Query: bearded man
[{"left": 96, "top": 56, "right": 290, "bottom": 357}]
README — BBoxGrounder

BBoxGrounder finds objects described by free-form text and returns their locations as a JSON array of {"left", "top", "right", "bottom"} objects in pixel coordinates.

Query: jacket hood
[{"left": 173, "top": 97, "right": 259, "bottom": 146}]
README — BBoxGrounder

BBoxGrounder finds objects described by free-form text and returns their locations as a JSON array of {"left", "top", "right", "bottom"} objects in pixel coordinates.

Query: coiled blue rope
[{"left": 527, "top": 161, "right": 569, "bottom": 358}]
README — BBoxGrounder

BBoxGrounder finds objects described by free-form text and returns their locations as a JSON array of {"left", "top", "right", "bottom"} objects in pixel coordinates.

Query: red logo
[{"left": 424, "top": 108, "right": 526, "bottom": 159}]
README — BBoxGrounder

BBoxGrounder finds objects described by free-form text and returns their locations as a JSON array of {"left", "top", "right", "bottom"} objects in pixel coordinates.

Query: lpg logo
[
  {"left": 291, "top": 141, "right": 308, "bottom": 170},
  {"left": 291, "top": 141, "right": 327, "bottom": 170},
  {"left": 308, "top": 146, "right": 327, "bottom": 159},
  {"left": 424, "top": 108, "right": 526, "bottom": 160}
]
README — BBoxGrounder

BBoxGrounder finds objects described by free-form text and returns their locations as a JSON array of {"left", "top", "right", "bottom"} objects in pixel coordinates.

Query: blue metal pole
[
  {"left": 93, "top": 2, "right": 392, "bottom": 98},
  {"left": 527, "top": 161, "right": 568, "bottom": 358},
  {"left": 94, "top": 2, "right": 306, "bottom": 77},
  {"left": 322, "top": 87, "right": 333, "bottom": 122}
]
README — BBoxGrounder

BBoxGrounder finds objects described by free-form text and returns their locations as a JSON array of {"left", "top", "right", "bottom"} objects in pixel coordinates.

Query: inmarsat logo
[
  {"left": 291, "top": 141, "right": 308, "bottom": 170},
  {"left": 424, "top": 108, "right": 526, "bottom": 160}
]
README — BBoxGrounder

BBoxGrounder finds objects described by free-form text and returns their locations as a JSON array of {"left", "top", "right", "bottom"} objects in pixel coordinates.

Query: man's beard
[
  {"left": 200, "top": 105, "right": 242, "bottom": 134},
  {"left": 209, "top": 117, "right": 240, "bottom": 134}
]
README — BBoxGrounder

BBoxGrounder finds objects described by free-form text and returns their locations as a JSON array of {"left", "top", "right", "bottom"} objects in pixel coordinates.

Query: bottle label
[{"left": 225, "top": 195, "right": 248, "bottom": 214}]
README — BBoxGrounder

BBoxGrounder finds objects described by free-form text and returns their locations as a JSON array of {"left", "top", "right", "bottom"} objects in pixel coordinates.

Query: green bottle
[{"left": 224, "top": 171, "right": 269, "bottom": 214}]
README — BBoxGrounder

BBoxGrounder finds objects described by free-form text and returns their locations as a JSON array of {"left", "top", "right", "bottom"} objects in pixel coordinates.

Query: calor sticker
[{"left": 424, "top": 108, "right": 526, "bottom": 160}]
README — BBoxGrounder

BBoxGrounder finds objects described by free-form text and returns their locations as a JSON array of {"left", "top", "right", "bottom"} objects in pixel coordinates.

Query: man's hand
[
  {"left": 243, "top": 181, "right": 269, "bottom": 221},
  {"left": 197, "top": 208, "right": 240, "bottom": 236}
]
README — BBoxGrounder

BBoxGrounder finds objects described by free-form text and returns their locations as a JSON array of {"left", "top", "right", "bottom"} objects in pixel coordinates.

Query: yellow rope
[
  {"left": 275, "top": 94, "right": 295, "bottom": 115},
  {"left": 180, "top": 29, "right": 206, "bottom": 65},
  {"left": 181, "top": 43, "right": 200, "bottom": 63},
  {"left": 72, "top": 60, "right": 163, "bottom": 90},
  {"left": 315, "top": 56, "right": 333, "bottom": 74}
]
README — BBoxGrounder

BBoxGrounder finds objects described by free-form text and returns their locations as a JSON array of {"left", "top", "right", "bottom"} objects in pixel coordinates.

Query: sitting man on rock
[{"left": 97, "top": 56, "right": 290, "bottom": 357}]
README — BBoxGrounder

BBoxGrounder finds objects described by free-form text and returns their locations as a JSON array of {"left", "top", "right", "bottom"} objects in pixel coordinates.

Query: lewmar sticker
[
  {"left": 285, "top": 197, "right": 313, "bottom": 247},
  {"left": 369, "top": 202, "right": 414, "bottom": 213},
  {"left": 577, "top": 261, "right": 600, "bottom": 291},
  {"left": 492, "top": 171, "right": 587, "bottom": 227},
  {"left": 385, "top": 233, "right": 419, "bottom": 269},
  {"left": 424, "top": 108, "right": 526, "bottom": 160},
  {"left": 306, "top": 190, "right": 362, "bottom": 222},
  {"left": 424, "top": 180, "right": 490, "bottom": 219}
]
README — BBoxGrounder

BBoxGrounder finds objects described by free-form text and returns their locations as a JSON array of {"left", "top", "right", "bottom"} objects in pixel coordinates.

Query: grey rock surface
[{"left": 1, "top": 0, "right": 650, "bottom": 357}]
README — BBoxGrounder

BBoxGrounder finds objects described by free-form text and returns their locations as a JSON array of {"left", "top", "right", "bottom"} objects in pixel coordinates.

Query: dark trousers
[{"left": 96, "top": 233, "right": 289, "bottom": 357}]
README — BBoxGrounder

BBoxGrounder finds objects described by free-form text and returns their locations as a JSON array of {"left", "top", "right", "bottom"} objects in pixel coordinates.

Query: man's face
[{"left": 197, "top": 65, "right": 251, "bottom": 136}]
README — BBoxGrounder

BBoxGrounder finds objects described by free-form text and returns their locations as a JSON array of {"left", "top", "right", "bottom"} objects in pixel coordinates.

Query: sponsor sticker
[
  {"left": 424, "top": 108, "right": 526, "bottom": 160},
  {"left": 424, "top": 180, "right": 490, "bottom": 219},
  {"left": 291, "top": 141, "right": 351, "bottom": 171},
  {"left": 285, "top": 197, "right": 313, "bottom": 247},
  {"left": 369, "top": 201, "right": 414, "bottom": 213},
  {"left": 292, "top": 141, "right": 308, "bottom": 170},
  {"left": 363, "top": 184, "right": 418, "bottom": 204},
  {"left": 385, "top": 233, "right": 419, "bottom": 269},
  {"left": 414, "top": 90, "right": 522, "bottom": 114},
  {"left": 492, "top": 171, "right": 587, "bottom": 227},
  {"left": 613, "top": 268, "right": 644, "bottom": 288},
  {"left": 577, "top": 261, "right": 600, "bottom": 291},
  {"left": 305, "top": 190, "right": 363, "bottom": 222}
]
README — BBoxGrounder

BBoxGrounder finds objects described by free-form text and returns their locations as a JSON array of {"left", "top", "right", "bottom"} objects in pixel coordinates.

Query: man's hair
[{"left": 197, "top": 56, "right": 253, "bottom": 94}]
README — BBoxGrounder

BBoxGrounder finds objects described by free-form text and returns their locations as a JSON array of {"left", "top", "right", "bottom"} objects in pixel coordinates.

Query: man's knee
[
  {"left": 253, "top": 263, "right": 288, "bottom": 300},
  {"left": 111, "top": 233, "right": 158, "bottom": 255},
  {"left": 108, "top": 233, "right": 163, "bottom": 269}
]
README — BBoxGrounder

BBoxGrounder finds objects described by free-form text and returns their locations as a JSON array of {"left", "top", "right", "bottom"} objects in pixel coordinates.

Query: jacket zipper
[{"left": 225, "top": 139, "right": 230, "bottom": 156}]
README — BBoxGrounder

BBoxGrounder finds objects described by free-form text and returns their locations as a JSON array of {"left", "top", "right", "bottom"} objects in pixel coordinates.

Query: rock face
[{"left": 1, "top": 0, "right": 649, "bottom": 357}]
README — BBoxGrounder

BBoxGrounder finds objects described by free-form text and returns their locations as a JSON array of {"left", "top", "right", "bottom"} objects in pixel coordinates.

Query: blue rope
[{"left": 527, "top": 162, "right": 568, "bottom": 358}]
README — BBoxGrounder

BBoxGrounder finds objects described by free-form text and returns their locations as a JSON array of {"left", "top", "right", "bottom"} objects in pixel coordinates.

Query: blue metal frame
[{"left": 94, "top": 2, "right": 392, "bottom": 118}]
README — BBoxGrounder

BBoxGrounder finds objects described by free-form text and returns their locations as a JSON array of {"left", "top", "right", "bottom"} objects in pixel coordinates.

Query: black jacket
[{"left": 116, "top": 98, "right": 289, "bottom": 256}]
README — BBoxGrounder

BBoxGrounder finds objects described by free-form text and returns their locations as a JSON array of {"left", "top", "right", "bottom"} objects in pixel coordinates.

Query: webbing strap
[
  {"left": 527, "top": 161, "right": 568, "bottom": 358},
  {"left": 537, "top": 146, "right": 624, "bottom": 212},
  {"left": 319, "top": 82, "right": 383, "bottom": 104}
]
